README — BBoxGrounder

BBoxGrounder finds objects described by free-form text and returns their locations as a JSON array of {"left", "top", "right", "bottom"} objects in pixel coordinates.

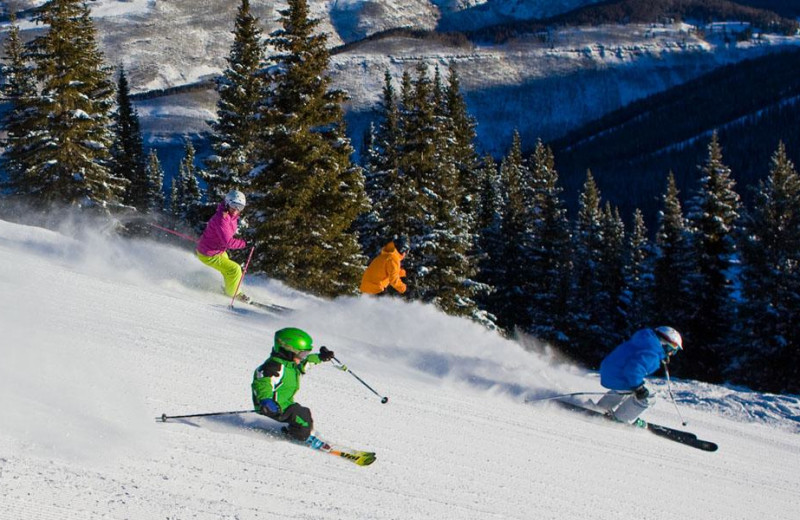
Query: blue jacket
[{"left": 600, "top": 329, "right": 667, "bottom": 390}]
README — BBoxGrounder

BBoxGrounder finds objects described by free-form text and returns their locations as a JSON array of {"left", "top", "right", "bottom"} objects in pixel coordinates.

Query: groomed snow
[{"left": 1, "top": 216, "right": 799, "bottom": 519}]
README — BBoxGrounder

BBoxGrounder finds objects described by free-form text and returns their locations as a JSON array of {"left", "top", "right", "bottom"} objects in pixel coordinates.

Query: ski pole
[
  {"left": 149, "top": 223, "right": 197, "bottom": 242},
  {"left": 229, "top": 246, "right": 255, "bottom": 309},
  {"left": 524, "top": 391, "right": 607, "bottom": 403},
  {"left": 156, "top": 409, "right": 255, "bottom": 423},
  {"left": 663, "top": 363, "right": 688, "bottom": 426},
  {"left": 332, "top": 356, "right": 389, "bottom": 404}
]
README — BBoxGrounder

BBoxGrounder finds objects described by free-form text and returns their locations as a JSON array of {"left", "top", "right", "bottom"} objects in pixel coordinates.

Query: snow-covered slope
[{"left": 2, "top": 216, "right": 799, "bottom": 519}]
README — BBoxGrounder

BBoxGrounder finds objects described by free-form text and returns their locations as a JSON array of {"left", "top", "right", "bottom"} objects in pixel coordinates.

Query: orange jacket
[{"left": 360, "top": 242, "right": 407, "bottom": 294}]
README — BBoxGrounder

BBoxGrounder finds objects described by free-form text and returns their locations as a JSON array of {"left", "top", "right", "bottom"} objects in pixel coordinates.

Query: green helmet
[{"left": 274, "top": 327, "right": 313, "bottom": 354}]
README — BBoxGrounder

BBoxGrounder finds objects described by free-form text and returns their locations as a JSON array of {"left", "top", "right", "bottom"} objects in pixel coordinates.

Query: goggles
[
  {"left": 228, "top": 202, "right": 245, "bottom": 212},
  {"left": 661, "top": 340, "right": 681, "bottom": 355},
  {"left": 280, "top": 344, "right": 311, "bottom": 360}
]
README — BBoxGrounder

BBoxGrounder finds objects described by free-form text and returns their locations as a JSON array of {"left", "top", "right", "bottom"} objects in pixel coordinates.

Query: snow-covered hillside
[
  {"left": 2, "top": 216, "right": 800, "bottom": 519},
  {"left": 4, "top": 0, "right": 800, "bottom": 155}
]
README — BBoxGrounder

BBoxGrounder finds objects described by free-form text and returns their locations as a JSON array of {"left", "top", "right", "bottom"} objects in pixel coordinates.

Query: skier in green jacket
[{"left": 251, "top": 327, "right": 334, "bottom": 441}]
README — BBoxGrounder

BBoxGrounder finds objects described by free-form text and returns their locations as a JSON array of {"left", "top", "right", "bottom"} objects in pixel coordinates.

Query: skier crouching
[
  {"left": 251, "top": 327, "right": 334, "bottom": 441},
  {"left": 360, "top": 236, "right": 409, "bottom": 295},
  {"left": 596, "top": 326, "right": 683, "bottom": 427}
]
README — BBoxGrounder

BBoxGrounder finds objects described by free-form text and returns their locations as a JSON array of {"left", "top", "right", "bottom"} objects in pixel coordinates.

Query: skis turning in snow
[
  {"left": 301, "top": 433, "right": 377, "bottom": 466},
  {"left": 554, "top": 400, "right": 719, "bottom": 452},
  {"left": 253, "top": 426, "right": 376, "bottom": 466},
  {"left": 158, "top": 414, "right": 377, "bottom": 466}
]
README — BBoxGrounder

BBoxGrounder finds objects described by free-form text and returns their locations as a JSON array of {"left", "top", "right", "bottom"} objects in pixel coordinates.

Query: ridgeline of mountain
[
  {"left": 462, "top": 0, "right": 798, "bottom": 41},
  {"left": 550, "top": 47, "right": 800, "bottom": 226}
]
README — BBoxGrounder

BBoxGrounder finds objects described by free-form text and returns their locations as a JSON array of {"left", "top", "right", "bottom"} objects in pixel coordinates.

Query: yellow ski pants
[{"left": 196, "top": 250, "right": 242, "bottom": 297}]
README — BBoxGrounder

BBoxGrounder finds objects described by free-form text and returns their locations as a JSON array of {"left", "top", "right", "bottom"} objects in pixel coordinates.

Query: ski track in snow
[{"left": 1, "top": 216, "right": 800, "bottom": 519}]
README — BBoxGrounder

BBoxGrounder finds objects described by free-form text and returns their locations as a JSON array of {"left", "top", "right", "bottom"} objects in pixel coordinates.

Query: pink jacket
[{"left": 196, "top": 203, "right": 246, "bottom": 256}]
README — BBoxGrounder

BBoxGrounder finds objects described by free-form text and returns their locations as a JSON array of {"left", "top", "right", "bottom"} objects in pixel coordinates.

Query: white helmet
[
  {"left": 224, "top": 190, "right": 246, "bottom": 210},
  {"left": 654, "top": 326, "right": 682, "bottom": 352}
]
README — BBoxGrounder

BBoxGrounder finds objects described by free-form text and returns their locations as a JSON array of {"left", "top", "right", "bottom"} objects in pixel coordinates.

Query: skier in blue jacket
[{"left": 596, "top": 326, "right": 683, "bottom": 426}]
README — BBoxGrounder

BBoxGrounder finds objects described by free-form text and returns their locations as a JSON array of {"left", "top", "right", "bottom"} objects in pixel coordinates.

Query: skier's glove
[
  {"left": 634, "top": 385, "right": 650, "bottom": 400},
  {"left": 318, "top": 346, "right": 334, "bottom": 362},
  {"left": 260, "top": 399, "right": 280, "bottom": 415}
]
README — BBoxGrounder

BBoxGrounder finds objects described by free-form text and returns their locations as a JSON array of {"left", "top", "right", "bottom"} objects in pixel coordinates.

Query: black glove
[
  {"left": 634, "top": 385, "right": 650, "bottom": 400},
  {"left": 318, "top": 346, "right": 334, "bottom": 362}
]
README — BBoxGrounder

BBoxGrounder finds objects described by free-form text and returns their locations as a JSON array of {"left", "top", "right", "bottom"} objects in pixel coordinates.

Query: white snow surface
[{"left": 1, "top": 216, "right": 799, "bottom": 519}]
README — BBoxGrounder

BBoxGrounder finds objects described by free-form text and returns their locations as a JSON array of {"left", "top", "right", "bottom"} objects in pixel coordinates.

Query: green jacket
[{"left": 251, "top": 351, "right": 323, "bottom": 413}]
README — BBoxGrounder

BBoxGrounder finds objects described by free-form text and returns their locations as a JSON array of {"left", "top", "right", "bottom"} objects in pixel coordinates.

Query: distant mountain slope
[
  {"left": 3, "top": 0, "right": 800, "bottom": 191},
  {"left": 550, "top": 47, "right": 800, "bottom": 226},
  {"left": 467, "top": 0, "right": 798, "bottom": 42},
  {"left": 437, "top": 0, "right": 608, "bottom": 32}
]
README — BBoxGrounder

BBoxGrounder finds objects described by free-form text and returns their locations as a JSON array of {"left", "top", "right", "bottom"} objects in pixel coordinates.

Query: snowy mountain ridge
[{"left": 4, "top": 0, "right": 800, "bottom": 156}]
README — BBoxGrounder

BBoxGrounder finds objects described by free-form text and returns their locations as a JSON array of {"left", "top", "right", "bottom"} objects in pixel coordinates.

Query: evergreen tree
[
  {"left": 737, "top": 142, "right": 800, "bottom": 393},
  {"left": 624, "top": 208, "right": 654, "bottom": 335},
  {"left": 144, "top": 149, "right": 165, "bottom": 213},
  {"left": 111, "top": 66, "right": 148, "bottom": 211},
  {"left": 567, "top": 170, "right": 606, "bottom": 364},
  {"left": 250, "top": 0, "right": 367, "bottom": 297},
  {"left": 596, "top": 202, "right": 627, "bottom": 351},
  {"left": 206, "top": 0, "right": 264, "bottom": 202},
  {"left": 170, "top": 139, "right": 203, "bottom": 227},
  {"left": 396, "top": 63, "right": 478, "bottom": 316},
  {"left": 473, "top": 155, "right": 504, "bottom": 319},
  {"left": 527, "top": 140, "right": 572, "bottom": 344},
  {"left": 361, "top": 71, "right": 405, "bottom": 258},
  {"left": 685, "top": 132, "right": 741, "bottom": 381},
  {"left": 358, "top": 121, "right": 383, "bottom": 257},
  {"left": 20, "top": 0, "right": 125, "bottom": 207},
  {"left": 362, "top": 69, "right": 420, "bottom": 269},
  {"left": 0, "top": 14, "right": 36, "bottom": 195},
  {"left": 375, "top": 70, "right": 422, "bottom": 243},
  {"left": 490, "top": 131, "right": 534, "bottom": 331},
  {"left": 397, "top": 62, "right": 439, "bottom": 248},
  {"left": 652, "top": 173, "right": 695, "bottom": 335},
  {"left": 444, "top": 66, "right": 480, "bottom": 223}
]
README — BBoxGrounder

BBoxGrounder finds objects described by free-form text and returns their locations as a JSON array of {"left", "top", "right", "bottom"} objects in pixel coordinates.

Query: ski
[
  {"left": 158, "top": 414, "right": 376, "bottom": 466},
  {"left": 554, "top": 400, "right": 719, "bottom": 452},
  {"left": 256, "top": 427, "right": 376, "bottom": 466},
  {"left": 301, "top": 433, "right": 377, "bottom": 466},
  {"left": 248, "top": 300, "right": 293, "bottom": 314}
]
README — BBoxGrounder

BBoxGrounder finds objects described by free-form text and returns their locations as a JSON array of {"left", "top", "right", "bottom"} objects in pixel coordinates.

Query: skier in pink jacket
[{"left": 196, "top": 190, "right": 250, "bottom": 301}]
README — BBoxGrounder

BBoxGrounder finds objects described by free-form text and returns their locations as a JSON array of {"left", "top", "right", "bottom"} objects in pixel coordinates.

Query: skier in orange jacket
[{"left": 360, "top": 237, "right": 409, "bottom": 295}]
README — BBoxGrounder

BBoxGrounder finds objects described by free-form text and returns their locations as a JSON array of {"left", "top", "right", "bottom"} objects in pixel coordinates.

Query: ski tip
[{"left": 356, "top": 452, "right": 377, "bottom": 466}]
